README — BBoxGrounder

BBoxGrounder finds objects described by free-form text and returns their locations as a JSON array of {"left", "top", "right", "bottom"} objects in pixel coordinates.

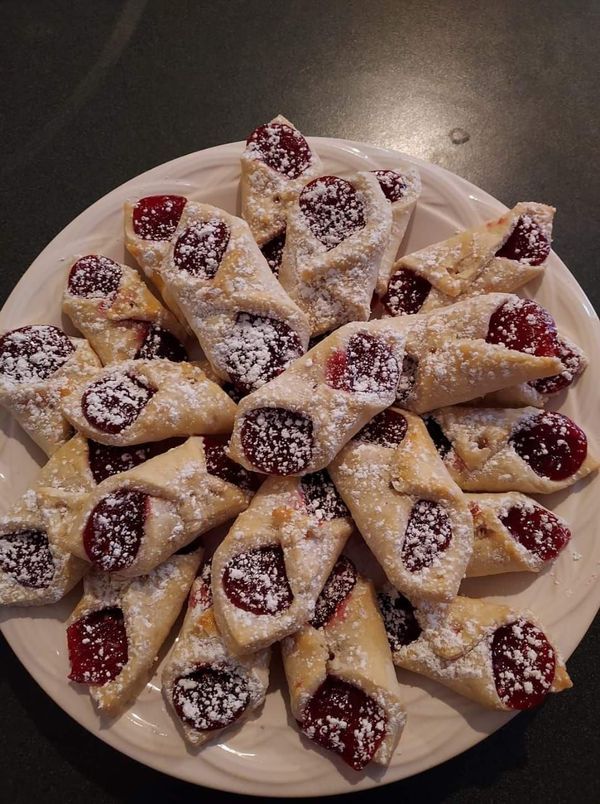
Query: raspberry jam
[
  {"left": 382, "top": 268, "right": 431, "bottom": 316},
  {"left": 240, "top": 407, "right": 314, "bottom": 475},
  {"left": 134, "top": 324, "right": 188, "bottom": 362},
  {"left": 491, "top": 619, "right": 556, "bottom": 709},
  {"left": 132, "top": 195, "right": 186, "bottom": 241},
  {"left": 300, "top": 469, "right": 349, "bottom": 522},
  {"left": 222, "top": 544, "right": 293, "bottom": 615},
  {"left": 82, "top": 372, "right": 156, "bottom": 434},
  {"left": 172, "top": 665, "right": 251, "bottom": 731},
  {"left": 173, "top": 219, "right": 230, "bottom": 278},
  {"left": 371, "top": 170, "right": 408, "bottom": 202},
  {"left": 260, "top": 231, "right": 286, "bottom": 276},
  {"left": 356, "top": 408, "right": 408, "bottom": 449},
  {"left": 300, "top": 676, "right": 387, "bottom": 770},
  {"left": 67, "top": 255, "right": 122, "bottom": 299},
  {"left": 299, "top": 176, "right": 365, "bottom": 250},
  {"left": 223, "top": 313, "right": 303, "bottom": 393},
  {"left": 402, "top": 499, "right": 452, "bottom": 571},
  {"left": 499, "top": 503, "right": 570, "bottom": 561},
  {"left": 486, "top": 298, "right": 558, "bottom": 356},
  {"left": 378, "top": 589, "right": 422, "bottom": 652},
  {"left": 83, "top": 489, "right": 148, "bottom": 572},
  {"left": 325, "top": 332, "right": 399, "bottom": 395},
  {"left": 530, "top": 337, "right": 584, "bottom": 395},
  {"left": 309, "top": 555, "right": 357, "bottom": 629},
  {"left": 0, "top": 325, "right": 75, "bottom": 384},
  {"left": 203, "top": 435, "right": 260, "bottom": 492},
  {"left": 67, "top": 607, "right": 128, "bottom": 684},
  {"left": 495, "top": 216, "right": 550, "bottom": 266},
  {"left": 510, "top": 411, "right": 587, "bottom": 481},
  {"left": 246, "top": 122, "right": 312, "bottom": 179},
  {"left": 423, "top": 415, "right": 453, "bottom": 458},
  {"left": 0, "top": 529, "right": 55, "bottom": 589},
  {"left": 87, "top": 437, "right": 185, "bottom": 484}
]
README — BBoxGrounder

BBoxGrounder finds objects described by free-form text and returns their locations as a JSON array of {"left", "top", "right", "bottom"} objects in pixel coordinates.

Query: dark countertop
[{"left": 1, "top": 1, "right": 598, "bottom": 801}]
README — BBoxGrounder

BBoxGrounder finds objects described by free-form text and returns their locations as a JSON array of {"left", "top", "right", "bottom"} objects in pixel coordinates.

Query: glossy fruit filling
[
  {"left": 203, "top": 435, "right": 260, "bottom": 492},
  {"left": 325, "top": 332, "right": 399, "bottom": 395},
  {"left": 377, "top": 589, "right": 422, "bottom": 652},
  {"left": 222, "top": 544, "right": 293, "bottom": 615},
  {"left": 172, "top": 665, "right": 251, "bottom": 731},
  {"left": 83, "top": 489, "right": 148, "bottom": 571},
  {"left": 246, "top": 122, "right": 312, "bottom": 178},
  {"left": 382, "top": 267, "right": 431, "bottom": 316},
  {"left": 260, "top": 231, "right": 286, "bottom": 276},
  {"left": 530, "top": 337, "right": 584, "bottom": 395},
  {"left": 402, "top": 499, "right": 452, "bottom": 571},
  {"left": 299, "top": 176, "right": 365, "bottom": 250},
  {"left": 173, "top": 218, "right": 230, "bottom": 278},
  {"left": 300, "top": 469, "right": 349, "bottom": 522},
  {"left": 356, "top": 408, "right": 408, "bottom": 449},
  {"left": 499, "top": 503, "right": 570, "bottom": 561},
  {"left": 132, "top": 195, "right": 186, "bottom": 241},
  {"left": 0, "top": 325, "right": 75, "bottom": 383},
  {"left": 0, "top": 529, "right": 55, "bottom": 589},
  {"left": 510, "top": 411, "right": 587, "bottom": 481},
  {"left": 82, "top": 372, "right": 155, "bottom": 434},
  {"left": 67, "top": 255, "right": 122, "bottom": 299},
  {"left": 240, "top": 407, "right": 314, "bottom": 475},
  {"left": 87, "top": 437, "right": 185, "bottom": 484},
  {"left": 134, "top": 324, "right": 188, "bottom": 362},
  {"left": 486, "top": 298, "right": 559, "bottom": 356},
  {"left": 491, "top": 619, "right": 556, "bottom": 709},
  {"left": 67, "top": 607, "right": 128, "bottom": 684},
  {"left": 309, "top": 555, "right": 357, "bottom": 629},
  {"left": 372, "top": 170, "right": 408, "bottom": 202},
  {"left": 495, "top": 215, "right": 550, "bottom": 266}
]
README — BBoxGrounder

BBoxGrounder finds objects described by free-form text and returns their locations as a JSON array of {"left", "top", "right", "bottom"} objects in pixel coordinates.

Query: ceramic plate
[{"left": 1, "top": 138, "right": 599, "bottom": 796}]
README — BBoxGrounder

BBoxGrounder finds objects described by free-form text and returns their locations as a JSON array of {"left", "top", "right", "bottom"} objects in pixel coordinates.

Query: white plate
[{"left": 1, "top": 138, "right": 599, "bottom": 797}]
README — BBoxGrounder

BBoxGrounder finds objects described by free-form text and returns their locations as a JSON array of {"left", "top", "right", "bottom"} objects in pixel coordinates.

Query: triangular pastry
[
  {"left": 61, "top": 358, "right": 236, "bottom": 445},
  {"left": 282, "top": 557, "right": 405, "bottom": 771},
  {"left": 162, "top": 559, "right": 270, "bottom": 747},
  {"left": 211, "top": 470, "right": 353, "bottom": 653},
  {"left": 279, "top": 171, "right": 392, "bottom": 335},
  {"left": 378, "top": 591, "right": 572, "bottom": 710},
  {"left": 465, "top": 492, "right": 571, "bottom": 576},
  {"left": 381, "top": 202, "right": 555, "bottom": 315},
  {"left": 66, "top": 545, "right": 201, "bottom": 715},
  {"left": 0, "top": 325, "right": 102, "bottom": 454},
  {"left": 63, "top": 254, "right": 188, "bottom": 365},
  {"left": 425, "top": 405, "right": 599, "bottom": 493},
  {"left": 330, "top": 408, "right": 472, "bottom": 603},
  {"left": 64, "top": 437, "right": 257, "bottom": 578}
]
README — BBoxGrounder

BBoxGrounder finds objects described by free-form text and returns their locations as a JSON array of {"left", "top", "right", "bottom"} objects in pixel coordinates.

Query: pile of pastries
[{"left": 0, "top": 115, "right": 597, "bottom": 773}]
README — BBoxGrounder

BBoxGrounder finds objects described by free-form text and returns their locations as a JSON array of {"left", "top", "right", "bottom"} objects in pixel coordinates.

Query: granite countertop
[{"left": 1, "top": 1, "right": 599, "bottom": 801}]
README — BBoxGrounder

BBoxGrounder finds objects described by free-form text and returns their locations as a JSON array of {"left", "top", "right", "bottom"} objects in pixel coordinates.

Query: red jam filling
[
  {"left": 0, "top": 529, "right": 55, "bottom": 589},
  {"left": 486, "top": 298, "right": 559, "bottom": 356},
  {"left": 423, "top": 415, "right": 453, "bottom": 458},
  {"left": 356, "top": 408, "right": 408, "bottom": 449},
  {"left": 378, "top": 589, "right": 422, "bottom": 652},
  {"left": 132, "top": 195, "right": 186, "bottom": 241},
  {"left": 82, "top": 372, "right": 156, "bottom": 434},
  {"left": 203, "top": 435, "right": 260, "bottom": 492},
  {"left": 186, "top": 558, "right": 213, "bottom": 606},
  {"left": 0, "top": 325, "right": 75, "bottom": 383},
  {"left": 67, "top": 607, "right": 128, "bottom": 685},
  {"left": 222, "top": 544, "right": 293, "bottom": 615},
  {"left": 326, "top": 332, "right": 399, "bottom": 395},
  {"left": 372, "top": 170, "right": 408, "bottom": 202},
  {"left": 300, "top": 676, "right": 387, "bottom": 771},
  {"left": 491, "top": 619, "right": 556, "bottom": 709},
  {"left": 382, "top": 267, "right": 431, "bottom": 316},
  {"left": 223, "top": 313, "right": 303, "bottom": 394},
  {"left": 495, "top": 216, "right": 550, "bottom": 266},
  {"left": 134, "top": 323, "right": 188, "bottom": 362},
  {"left": 510, "top": 411, "right": 587, "bottom": 481},
  {"left": 173, "top": 665, "right": 251, "bottom": 731},
  {"left": 530, "top": 337, "right": 584, "bottom": 395},
  {"left": 299, "top": 176, "right": 365, "bottom": 250},
  {"left": 173, "top": 218, "right": 230, "bottom": 278},
  {"left": 246, "top": 122, "right": 312, "bottom": 179},
  {"left": 300, "top": 469, "right": 349, "bottom": 522},
  {"left": 87, "top": 437, "right": 185, "bottom": 484},
  {"left": 499, "top": 503, "right": 570, "bottom": 561},
  {"left": 402, "top": 499, "right": 452, "bottom": 572},
  {"left": 240, "top": 407, "right": 314, "bottom": 475},
  {"left": 67, "top": 255, "right": 122, "bottom": 299},
  {"left": 83, "top": 489, "right": 148, "bottom": 572},
  {"left": 260, "top": 231, "right": 286, "bottom": 277},
  {"left": 309, "top": 555, "right": 357, "bottom": 629}
]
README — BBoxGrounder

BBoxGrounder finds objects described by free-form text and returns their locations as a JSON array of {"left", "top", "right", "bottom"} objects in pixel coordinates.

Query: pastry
[
  {"left": 378, "top": 591, "right": 572, "bottom": 710},
  {"left": 211, "top": 470, "right": 353, "bottom": 653},
  {"left": 465, "top": 493, "right": 571, "bottom": 576},
  {"left": 162, "top": 559, "right": 270, "bottom": 746},
  {"left": 278, "top": 171, "right": 392, "bottom": 335},
  {"left": 282, "top": 557, "right": 405, "bottom": 770},
  {"left": 0, "top": 324, "right": 102, "bottom": 454},
  {"left": 157, "top": 201, "right": 310, "bottom": 393},
  {"left": 63, "top": 254, "right": 188, "bottom": 364},
  {"left": 381, "top": 202, "right": 555, "bottom": 315},
  {"left": 61, "top": 359, "right": 236, "bottom": 445},
  {"left": 65, "top": 436, "right": 257, "bottom": 577},
  {"left": 372, "top": 167, "right": 422, "bottom": 296},
  {"left": 425, "top": 405, "right": 599, "bottom": 493},
  {"left": 227, "top": 319, "right": 405, "bottom": 475},
  {"left": 66, "top": 545, "right": 201, "bottom": 714},
  {"left": 241, "top": 115, "right": 323, "bottom": 256},
  {"left": 330, "top": 408, "right": 473, "bottom": 603}
]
